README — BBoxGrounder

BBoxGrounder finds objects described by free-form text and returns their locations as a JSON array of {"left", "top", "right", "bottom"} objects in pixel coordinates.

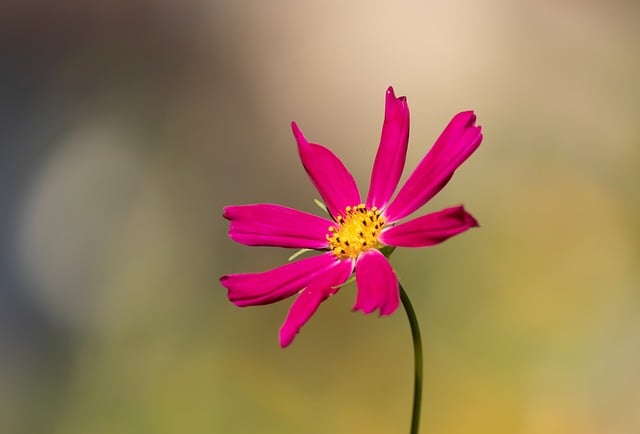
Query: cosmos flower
[{"left": 220, "top": 87, "right": 482, "bottom": 347}]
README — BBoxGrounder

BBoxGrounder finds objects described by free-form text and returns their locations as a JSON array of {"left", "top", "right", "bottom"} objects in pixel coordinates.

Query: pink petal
[
  {"left": 384, "top": 111, "right": 482, "bottom": 223},
  {"left": 292, "top": 122, "right": 361, "bottom": 219},
  {"left": 379, "top": 205, "right": 479, "bottom": 247},
  {"left": 366, "top": 87, "right": 410, "bottom": 210},
  {"left": 354, "top": 249, "right": 399, "bottom": 315},
  {"left": 221, "top": 253, "right": 337, "bottom": 307},
  {"left": 279, "top": 259, "right": 353, "bottom": 347},
  {"left": 224, "top": 204, "right": 332, "bottom": 249}
]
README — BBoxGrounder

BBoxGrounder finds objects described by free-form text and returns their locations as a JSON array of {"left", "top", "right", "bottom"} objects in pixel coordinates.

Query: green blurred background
[{"left": 1, "top": 1, "right": 639, "bottom": 433}]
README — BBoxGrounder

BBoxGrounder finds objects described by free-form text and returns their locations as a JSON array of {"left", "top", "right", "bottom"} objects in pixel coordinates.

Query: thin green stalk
[{"left": 399, "top": 283, "right": 423, "bottom": 434}]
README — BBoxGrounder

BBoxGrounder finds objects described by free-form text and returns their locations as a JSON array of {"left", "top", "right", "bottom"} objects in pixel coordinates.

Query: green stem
[{"left": 399, "top": 283, "right": 423, "bottom": 434}]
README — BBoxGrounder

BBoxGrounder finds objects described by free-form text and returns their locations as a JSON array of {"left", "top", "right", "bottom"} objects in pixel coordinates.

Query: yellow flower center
[{"left": 326, "top": 204, "right": 386, "bottom": 259}]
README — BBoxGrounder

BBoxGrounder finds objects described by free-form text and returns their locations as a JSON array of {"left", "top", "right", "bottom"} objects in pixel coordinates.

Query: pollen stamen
[{"left": 326, "top": 204, "right": 385, "bottom": 259}]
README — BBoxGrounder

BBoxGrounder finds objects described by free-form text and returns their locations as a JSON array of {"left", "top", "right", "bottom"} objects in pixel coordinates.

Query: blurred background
[{"left": 1, "top": 1, "right": 639, "bottom": 433}]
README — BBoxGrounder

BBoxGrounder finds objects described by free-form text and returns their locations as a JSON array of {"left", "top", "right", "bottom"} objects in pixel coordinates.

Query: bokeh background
[{"left": 1, "top": 1, "right": 639, "bottom": 433}]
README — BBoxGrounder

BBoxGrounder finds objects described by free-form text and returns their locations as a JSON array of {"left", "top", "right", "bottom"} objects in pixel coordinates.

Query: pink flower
[{"left": 221, "top": 87, "right": 482, "bottom": 347}]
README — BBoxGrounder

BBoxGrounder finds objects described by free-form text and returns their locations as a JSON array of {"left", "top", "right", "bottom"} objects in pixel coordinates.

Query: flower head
[{"left": 221, "top": 87, "right": 482, "bottom": 347}]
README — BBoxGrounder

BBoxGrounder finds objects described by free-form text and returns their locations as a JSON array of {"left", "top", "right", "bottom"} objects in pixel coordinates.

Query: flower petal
[
  {"left": 292, "top": 122, "right": 361, "bottom": 219},
  {"left": 384, "top": 111, "right": 482, "bottom": 222},
  {"left": 354, "top": 249, "right": 399, "bottom": 315},
  {"left": 379, "top": 205, "right": 479, "bottom": 247},
  {"left": 366, "top": 86, "right": 410, "bottom": 210},
  {"left": 279, "top": 259, "right": 353, "bottom": 347},
  {"left": 221, "top": 253, "right": 337, "bottom": 307},
  {"left": 224, "top": 204, "right": 332, "bottom": 249}
]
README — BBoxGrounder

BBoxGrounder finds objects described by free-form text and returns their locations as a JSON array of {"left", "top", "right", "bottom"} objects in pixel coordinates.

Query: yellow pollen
[{"left": 326, "top": 204, "right": 385, "bottom": 259}]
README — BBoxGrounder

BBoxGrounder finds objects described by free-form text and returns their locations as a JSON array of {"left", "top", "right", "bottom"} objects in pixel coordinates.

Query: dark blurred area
[
  {"left": 0, "top": 2, "right": 245, "bottom": 432},
  {"left": 1, "top": 1, "right": 639, "bottom": 433}
]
